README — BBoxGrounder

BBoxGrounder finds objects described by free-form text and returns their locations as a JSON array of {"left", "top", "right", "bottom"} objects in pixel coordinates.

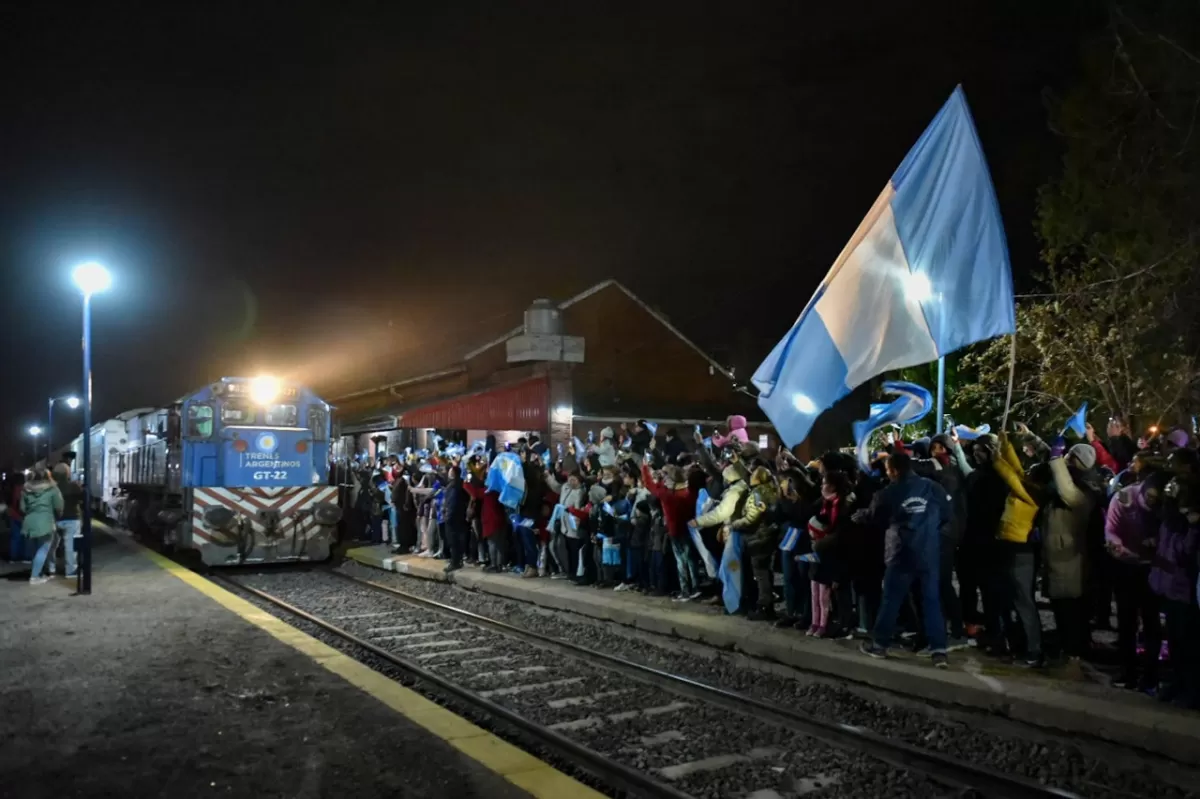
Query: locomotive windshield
[
  {"left": 221, "top": 400, "right": 253, "bottom": 424},
  {"left": 264, "top": 404, "right": 298, "bottom": 427},
  {"left": 188, "top": 404, "right": 213, "bottom": 437}
]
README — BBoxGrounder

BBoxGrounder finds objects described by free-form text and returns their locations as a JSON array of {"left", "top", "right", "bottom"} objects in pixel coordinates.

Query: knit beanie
[{"left": 1068, "top": 443, "right": 1097, "bottom": 470}]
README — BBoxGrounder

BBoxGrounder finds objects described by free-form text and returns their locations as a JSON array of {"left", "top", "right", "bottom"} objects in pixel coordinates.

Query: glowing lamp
[
  {"left": 249, "top": 375, "right": 281, "bottom": 405},
  {"left": 65, "top": 396, "right": 80, "bottom": 409},
  {"left": 72, "top": 262, "right": 112, "bottom": 297},
  {"left": 28, "top": 425, "right": 43, "bottom": 436}
]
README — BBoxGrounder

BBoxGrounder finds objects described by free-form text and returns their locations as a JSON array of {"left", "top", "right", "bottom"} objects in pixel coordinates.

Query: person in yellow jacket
[{"left": 986, "top": 433, "right": 1044, "bottom": 666}]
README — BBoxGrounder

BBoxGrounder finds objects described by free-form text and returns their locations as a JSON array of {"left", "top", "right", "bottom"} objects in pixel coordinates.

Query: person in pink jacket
[
  {"left": 1105, "top": 471, "right": 1167, "bottom": 690},
  {"left": 711, "top": 415, "right": 749, "bottom": 448}
]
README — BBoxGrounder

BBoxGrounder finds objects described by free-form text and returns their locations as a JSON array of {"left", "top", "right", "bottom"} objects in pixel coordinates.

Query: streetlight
[
  {"left": 29, "top": 425, "right": 43, "bottom": 461},
  {"left": 72, "top": 261, "right": 111, "bottom": 596},
  {"left": 47, "top": 395, "right": 81, "bottom": 461}
]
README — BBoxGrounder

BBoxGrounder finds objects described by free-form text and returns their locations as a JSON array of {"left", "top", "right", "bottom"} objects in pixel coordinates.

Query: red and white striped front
[{"left": 192, "top": 485, "right": 339, "bottom": 564}]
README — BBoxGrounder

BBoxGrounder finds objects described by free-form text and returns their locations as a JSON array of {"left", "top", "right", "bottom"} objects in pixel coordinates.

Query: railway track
[{"left": 221, "top": 569, "right": 1080, "bottom": 799}]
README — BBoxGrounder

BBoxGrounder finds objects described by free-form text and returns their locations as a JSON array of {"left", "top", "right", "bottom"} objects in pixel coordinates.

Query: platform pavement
[
  {"left": 348, "top": 543, "right": 1200, "bottom": 765},
  {"left": 0, "top": 529, "right": 598, "bottom": 799}
]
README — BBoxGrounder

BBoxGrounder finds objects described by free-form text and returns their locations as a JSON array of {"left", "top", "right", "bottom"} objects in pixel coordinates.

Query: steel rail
[
  {"left": 330, "top": 570, "right": 1081, "bottom": 799},
  {"left": 217, "top": 575, "right": 694, "bottom": 799}
]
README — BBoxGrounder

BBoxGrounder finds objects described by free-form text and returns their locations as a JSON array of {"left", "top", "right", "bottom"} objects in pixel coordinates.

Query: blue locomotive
[{"left": 117, "top": 376, "right": 341, "bottom": 565}]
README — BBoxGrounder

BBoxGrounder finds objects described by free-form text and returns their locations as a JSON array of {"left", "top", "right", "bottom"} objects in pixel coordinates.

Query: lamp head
[{"left": 72, "top": 262, "right": 112, "bottom": 297}]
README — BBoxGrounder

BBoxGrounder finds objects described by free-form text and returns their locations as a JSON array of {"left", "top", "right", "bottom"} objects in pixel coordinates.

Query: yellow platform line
[{"left": 139, "top": 548, "right": 607, "bottom": 799}]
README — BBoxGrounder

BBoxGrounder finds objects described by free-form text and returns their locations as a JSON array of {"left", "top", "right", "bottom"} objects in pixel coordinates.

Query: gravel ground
[
  {"left": 335, "top": 561, "right": 1200, "bottom": 799},
  {"left": 234, "top": 570, "right": 954, "bottom": 798},
  {"left": 0, "top": 538, "right": 531, "bottom": 799}
]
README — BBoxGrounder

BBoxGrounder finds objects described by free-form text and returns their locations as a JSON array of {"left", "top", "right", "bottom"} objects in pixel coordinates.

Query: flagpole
[
  {"left": 1000, "top": 333, "right": 1017, "bottom": 433},
  {"left": 935, "top": 357, "right": 946, "bottom": 434}
]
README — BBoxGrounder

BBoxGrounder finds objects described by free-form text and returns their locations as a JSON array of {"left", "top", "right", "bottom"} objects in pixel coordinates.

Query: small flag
[
  {"left": 953, "top": 423, "right": 991, "bottom": 441},
  {"left": 1063, "top": 402, "right": 1088, "bottom": 438},
  {"left": 852, "top": 381, "right": 933, "bottom": 472}
]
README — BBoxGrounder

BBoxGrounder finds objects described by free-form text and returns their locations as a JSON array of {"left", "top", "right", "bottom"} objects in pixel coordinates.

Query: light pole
[
  {"left": 72, "top": 261, "right": 111, "bottom": 596},
  {"left": 47, "top": 395, "right": 81, "bottom": 461}
]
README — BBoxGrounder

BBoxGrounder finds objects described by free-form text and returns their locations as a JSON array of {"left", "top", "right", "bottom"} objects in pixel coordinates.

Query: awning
[{"left": 399, "top": 377, "right": 548, "bottom": 431}]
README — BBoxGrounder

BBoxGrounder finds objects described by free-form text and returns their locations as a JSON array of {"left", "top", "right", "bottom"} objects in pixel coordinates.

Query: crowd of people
[
  {"left": 337, "top": 413, "right": 1198, "bottom": 705},
  {"left": 2, "top": 463, "right": 86, "bottom": 582}
]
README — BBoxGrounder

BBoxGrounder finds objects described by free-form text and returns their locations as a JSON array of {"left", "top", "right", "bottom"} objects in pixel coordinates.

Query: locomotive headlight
[{"left": 249, "top": 375, "right": 281, "bottom": 405}]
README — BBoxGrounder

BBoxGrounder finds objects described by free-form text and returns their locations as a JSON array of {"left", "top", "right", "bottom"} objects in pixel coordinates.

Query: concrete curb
[{"left": 346, "top": 546, "right": 1200, "bottom": 764}]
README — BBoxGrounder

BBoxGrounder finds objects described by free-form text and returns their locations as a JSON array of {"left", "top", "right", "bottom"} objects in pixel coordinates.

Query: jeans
[
  {"left": 670, "top": 537, "right": 699, "bottom": 595},
  {"left": 516, "top": 526, "right": 538, "bottom": 571},
  {"left": 8, "top": 518, "right": 23, "bottom": 561},
  {"left": 781, "top": 552, "right": 811, "bottom": 624},
  {"left": 872, "top": 552, "right": 947, "bottom": 653},
  {"left": 29, "top": 536, "right": 53, "bottom": 580},
  {"left": 939, "top": 537, "right": 964, "bottom": 638},
  {"left": 387, "top": 507, "right": 398, "bottom": 543},
  {"left": 550, "top": 533, "right": 569, "bottom": 575},
  {"left": 1003, "top": 547, "right": 1043, "bottom": 658},
  {"left": 648, "top": 550, "right": 666, "bottom": 594},
  {"left": 626, "top": 546, "right": 645, "bottom": 585},
  {"left": 55, "top": 520, "right": 79, "bottom": 576}
]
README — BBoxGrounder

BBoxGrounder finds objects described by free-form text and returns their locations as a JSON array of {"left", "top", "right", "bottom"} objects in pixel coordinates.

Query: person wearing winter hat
[
  {"left": 1042, "top": 438, "right": 1105, "bottom": 672},
  {"left": 643, "top": 462, "right": 701, "bottom": 600},
  {"left": 711, "top": 415, "right": 750, "bottom": 448},
  {"left": 594, "top": 427, "right": 618, "bottom": 468}
]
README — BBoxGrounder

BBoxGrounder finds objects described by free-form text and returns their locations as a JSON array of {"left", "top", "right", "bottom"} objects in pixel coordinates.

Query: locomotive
[{"left": 55, "top": 376, "right": 341, "bottom": 565}]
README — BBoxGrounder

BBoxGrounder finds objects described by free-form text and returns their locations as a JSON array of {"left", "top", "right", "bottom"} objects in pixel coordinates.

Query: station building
[{"left": 329, "top": 280, "right": 803, "bottom": 461}]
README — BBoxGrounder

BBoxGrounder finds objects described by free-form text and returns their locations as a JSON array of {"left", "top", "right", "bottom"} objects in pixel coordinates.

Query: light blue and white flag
[
  {"left": 1062, "top": 402, "right": 1088, "bottom": 438},
  {"left": 779, "top": 524, "right": 802, "bottom": 552},
  {"left": 852, "top": 381, "right": 933, "bottom": 472},
  {"left": 644, "top": 421, "right": 658, "bottom": 436},
  {"left": 486, "top": 452, "right": 526, "bottom": 510},
  {"left": 752, "top": 87, "right": 1015, "bottom": 447},
  {"left": 718, "top": 531, "right": 743, "bottom": 613},
  {"left": 953, "top": 423, "right": 991, "bottom": 441},
  {"left": 691, "top": 489, "right": 719, "bottom": 578}
]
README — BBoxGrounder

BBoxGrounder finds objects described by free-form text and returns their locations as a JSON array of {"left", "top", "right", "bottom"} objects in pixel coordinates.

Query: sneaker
[
  {"left": 811, "top": 626, "right": 827, "bottom": 638},
  {"left": 914, "top": 646, "right": 933, "bottom": 657},
  {"left": 688, "top": 590, "right": 703, "bottom": 601},
  {"left": 860, "top": 641, "right": 888, "bottom": 660},
  {"left": 29, "top": 576, "right": 51, "bottom": 585},
  {"left": 550, "top": 573, "right": 569, "bottom": 580},
  {"left": 672, "top": 594, "right": 692, "bottom": 603},
  {"left": 1020, "top": 655, "right": 1046, "bottom": 669},
  {"left": 521, "top": 568, "right": 538, "bottom": 579},
  {"left": 946, "top": 637, "right": 970, "bottom": 652},
  {"left": 932, "top": 652, "right": 949, "bottom": 670},
  {"left": 443, "top": 562, "right": 462, "bottom": 574}
]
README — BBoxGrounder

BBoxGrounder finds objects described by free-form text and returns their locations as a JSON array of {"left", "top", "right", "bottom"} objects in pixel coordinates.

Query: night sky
[{"left": 1, "top": 2, "right": 1097, "bottom": 464}]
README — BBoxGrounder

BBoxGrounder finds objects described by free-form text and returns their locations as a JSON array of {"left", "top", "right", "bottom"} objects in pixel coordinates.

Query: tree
[{"left": 959, "top": 2, "right": 1200, "bottom": 434}]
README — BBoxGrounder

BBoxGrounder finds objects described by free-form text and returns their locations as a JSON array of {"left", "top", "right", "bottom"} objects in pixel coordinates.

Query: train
[{"left": 45, "top": 376, "right": 342, "bottom": 566}]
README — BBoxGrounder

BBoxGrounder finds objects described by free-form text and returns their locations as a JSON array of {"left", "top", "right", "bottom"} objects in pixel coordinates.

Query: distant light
[
  {"left": 553, "top": 405, "right": 573, "bottom": 418},
  {"left": 249, "top": 375, "right": 282, "bottom": 405},
  {"left": 72, "top": 262, "right": 112, "bottom": 297},
  {"left": 792, "top": 393, "right": 818, "bottom": 415},
  {"left": 28, "top": 425, "right": 43, "bottom": 436},
  {"left": 65, "top": 396, "right": 80, "bottom": 409},
  {"left": 904, "top": 271, "right": 933, "bottom": 303}
]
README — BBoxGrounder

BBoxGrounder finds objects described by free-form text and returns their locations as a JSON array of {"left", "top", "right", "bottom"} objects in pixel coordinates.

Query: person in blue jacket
[{"left": 854, "top": 452, "right": 951, "bottom": 668}]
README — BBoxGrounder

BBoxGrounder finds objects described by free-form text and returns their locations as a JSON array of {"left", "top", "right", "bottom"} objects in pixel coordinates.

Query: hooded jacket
[
  {"left": 863, "top": 472, "right": 948, "bottom": 567},
  {"left": 1040, "top": 457, "right": 1099, "bottom": 598},
  {"left": 53, "top": 468, "right": 84, "bottom": 521},
  {"left": 1105, "top": 481, "right": 1159, "bottom": 564},
  {"left": 711, "top": 415, "right": 749, "bottom": 448},
  {"left": 1149, "top": 508, "right": 1200, "bottom": 603},
  {"left": 641, "top": 463, "right": 696, "bottom": 538},
  {"left": 463, "top": 478, "right": 507, "bottom": 538},
  {"left": 731, "top": 466, "right": 780, "bottom": 556},
  {"left": 594, "top": 428, "right": 618, "bottom": 468},
  {"left": 692, "top": 462, "right": 749, "bottom": 529},
  {"left": 20, "top": 477, "right": 63, "bottom": 539},
  {"left": 992, "top": 435, "right": 1039, "bottom": 544}
]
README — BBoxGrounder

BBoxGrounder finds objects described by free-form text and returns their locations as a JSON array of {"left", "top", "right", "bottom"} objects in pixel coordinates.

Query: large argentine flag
[{"left": 753, "top": 87, "right": 1015, "bottom": 446}]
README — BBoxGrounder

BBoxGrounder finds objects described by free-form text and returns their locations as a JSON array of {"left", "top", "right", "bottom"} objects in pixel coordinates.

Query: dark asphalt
[{"left": 0, "top": 532, "right": 532, "bottom": 799}]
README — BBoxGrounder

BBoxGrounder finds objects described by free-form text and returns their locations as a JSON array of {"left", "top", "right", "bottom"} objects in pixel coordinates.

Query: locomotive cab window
[
  {"left": 308, "top": 407, "right": 328, "bottom": 441},
  {"left": 264, "top": 404, "right": 298, "bottom": 427},
  {"left": 221, "top": 400, "right": 254, "bottom": 425},
  {"left": 187, "top": 404, "right": 214, "bottom": 437}
]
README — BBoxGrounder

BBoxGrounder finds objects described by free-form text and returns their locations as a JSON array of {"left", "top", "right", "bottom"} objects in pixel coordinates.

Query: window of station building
[
  {"left": 187, "top": 404, "right": 214, "bottom": 438},
  {"left": 308, "top": 407, "right": 328, "bottom": 441},
  {"left": 221, "top": 400, "right": 254, "bottom": 425},
  {"left": 264, "top": 404, "right": 298, "bottom": 427}
]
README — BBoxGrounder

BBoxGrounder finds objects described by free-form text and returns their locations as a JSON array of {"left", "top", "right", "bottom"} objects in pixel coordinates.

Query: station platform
[
  {"left": 348, "top": 544, "right": 1200, "bottom": 765},
  {"left": 0, "top": 528, "right": 597, "bottom": 799}
]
